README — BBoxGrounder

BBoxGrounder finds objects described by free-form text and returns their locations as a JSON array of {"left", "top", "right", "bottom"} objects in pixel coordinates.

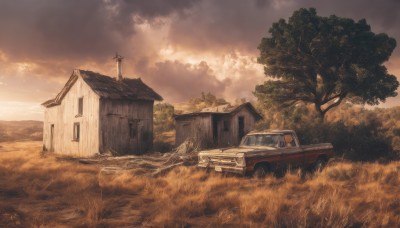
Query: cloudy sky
[{"left": 0, "top": 0, "right": 399, "bottom": 120}]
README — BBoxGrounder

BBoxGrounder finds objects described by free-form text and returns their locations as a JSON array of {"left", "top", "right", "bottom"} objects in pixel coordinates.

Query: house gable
[
  {"left": 42, "top": 69, "right": 163, "bottom": 108},
  {"left": 230, "top": 102, "right": 263, "bottom": 121},
  {"left": 42, "top": 71, "right": 80, "bottom": 107},
  {"left": 42, "top": 75, "right": 100, "bottom": 156}
]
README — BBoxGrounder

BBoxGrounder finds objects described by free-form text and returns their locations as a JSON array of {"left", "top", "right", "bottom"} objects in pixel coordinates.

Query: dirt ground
[{"left": 0, "top": 141, "right": 399, "bottom": 227}]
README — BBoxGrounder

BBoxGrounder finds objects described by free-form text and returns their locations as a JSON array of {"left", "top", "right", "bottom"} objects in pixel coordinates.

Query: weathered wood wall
[
  {"left": 175, "top": 115, "right": 213, "bottom": 147},
  {"left": 99, "top": 99, "right": 154, "bottom": 154},
  {"left": 226, "top": 107, "right": 257, "bottom": 146},
  {"left": 214, "top": 115, "right": 232, "bottom": 147},
  {"left": 175, "top": 106, "right": 258, "bottom": 148},
  {"left": 43, "top": 77, "right": 100, "bottom": 156}
]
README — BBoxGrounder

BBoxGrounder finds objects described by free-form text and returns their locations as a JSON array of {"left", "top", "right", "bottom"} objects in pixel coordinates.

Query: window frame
[
  {"left": 129, "top": 121, "right": 138, "bottom": 139},
  {"left": 77, "top": 97, "right": 83, "bottom": 116},
  {"left": 73, "top": 122, "right": 80, "bottom": 141}
]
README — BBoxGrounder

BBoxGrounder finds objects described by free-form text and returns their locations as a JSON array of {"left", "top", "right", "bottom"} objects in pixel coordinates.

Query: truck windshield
[{"left": 240, "top": 134, "right": 281, "bottom": 147}]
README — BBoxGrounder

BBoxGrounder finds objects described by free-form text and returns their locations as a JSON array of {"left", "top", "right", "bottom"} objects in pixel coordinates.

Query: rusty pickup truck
[{"left": 198, "top": 130, "right": 334, "bottom": 177}]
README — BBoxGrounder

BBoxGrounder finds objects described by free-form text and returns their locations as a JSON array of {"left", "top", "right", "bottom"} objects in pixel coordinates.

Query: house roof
[
  {"left": 42, "top": 69, "right": 163, "bottom": 107},
  {"left": 174, "top": 102, "right": 263, "bottom": 120}
]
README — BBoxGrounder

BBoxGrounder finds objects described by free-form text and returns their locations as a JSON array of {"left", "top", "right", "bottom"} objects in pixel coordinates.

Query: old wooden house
[
  {"left": 175, "top": 102, "right": 262, "bottom": 148},
  {"left": 42, "top": 62, "right": 162, "bottom": 156}
]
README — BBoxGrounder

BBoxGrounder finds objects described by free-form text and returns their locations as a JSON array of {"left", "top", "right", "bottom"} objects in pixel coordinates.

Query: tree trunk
[
  {"left": 314, "top": 103, "right": 326, "bottom": 123},
  {"left": 318, "top": 112, "right": 325, "bottom": 123}
]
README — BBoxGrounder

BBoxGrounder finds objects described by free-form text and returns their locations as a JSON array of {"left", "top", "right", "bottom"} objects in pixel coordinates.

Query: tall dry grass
[{"left": 0, "top": 141, "right": 399, "bottom": 227}]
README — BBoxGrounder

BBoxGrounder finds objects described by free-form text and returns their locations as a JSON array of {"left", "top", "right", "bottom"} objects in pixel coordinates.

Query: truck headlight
[{"left": 235, "top": 153, "right": 245, "bottom": 166}]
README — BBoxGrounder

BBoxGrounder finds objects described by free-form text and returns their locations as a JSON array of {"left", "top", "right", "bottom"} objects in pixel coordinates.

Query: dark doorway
[
  {"left": 238, "top": 116, "right": 245, "bottom": 142},
  {"left": 50, "top": 124, "right": 54, "bottom": 152},
  {"left": 212, "top": 115, "right": 218, "bottom": 146},
  {"left": 129, "top": 120, "right": 140, "bottom": 155}
]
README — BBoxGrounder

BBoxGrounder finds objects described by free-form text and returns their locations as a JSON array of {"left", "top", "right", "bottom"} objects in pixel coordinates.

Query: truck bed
[{"left": 301, "top": 143, "right": 333, "bottom": 151}]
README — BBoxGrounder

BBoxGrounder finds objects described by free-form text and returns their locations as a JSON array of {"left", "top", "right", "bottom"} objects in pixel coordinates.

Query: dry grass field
[{"left": 0, "top": 141, "right": 399, "bottom": 227}]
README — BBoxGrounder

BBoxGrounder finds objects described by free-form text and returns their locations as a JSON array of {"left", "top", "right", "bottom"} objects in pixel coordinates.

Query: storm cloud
[
  {"left": 0, "top": 0, "right": 200, "bottom": 61},
  {"left": 168, "top": 0, "right": 400, "bottom": 55},
  {"left": 0, "top": 0, "right": 400, "bottom": 120},
  {"left": 139, "top": 60, "right": 229, "bottom": 102}
]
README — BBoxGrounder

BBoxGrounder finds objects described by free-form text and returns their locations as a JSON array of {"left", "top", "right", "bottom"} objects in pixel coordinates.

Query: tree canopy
[
  {"left": 256, "top": 8, "right": 399, "bottom": 120},
  {"left": 188, "top": 92, "right": 230, "bottom": 112}
]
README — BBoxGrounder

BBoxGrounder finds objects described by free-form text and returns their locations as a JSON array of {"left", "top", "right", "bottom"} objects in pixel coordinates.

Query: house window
[
  {"left": 223, "top": 120, "right": 230, "bottom": 131},
  {"left": 129, "top": 121, "right": 138, "bottom": 138},
  {"left": 73, "top": 123, "right": 80, "bottom": 141},
  {"left": 78, "top": 97, "right": 83, "bottom": 115}
]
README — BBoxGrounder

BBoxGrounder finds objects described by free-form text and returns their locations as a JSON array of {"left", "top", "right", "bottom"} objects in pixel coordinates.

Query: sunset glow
[{"left": 0, "top": 0, "right": 399, "bottom": 120}]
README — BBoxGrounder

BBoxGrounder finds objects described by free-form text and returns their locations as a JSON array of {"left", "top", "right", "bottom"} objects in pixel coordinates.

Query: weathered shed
[
  {"left": 42, "top": 69, "right": 162, "bottom": 156},
  {"left": 175, "top": 102, "right": 262, "bottom": 148}
]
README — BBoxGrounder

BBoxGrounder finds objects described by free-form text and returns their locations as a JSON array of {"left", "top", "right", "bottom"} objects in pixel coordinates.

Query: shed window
[
  {"left": 78, "top": 97, "right": 83, "bottom": 115},
  {"left": 73, "top": 123, "right": 80, "bottom": 141},
  {"left": 223, "top": 120, "right": 230, "bottom": 131}
]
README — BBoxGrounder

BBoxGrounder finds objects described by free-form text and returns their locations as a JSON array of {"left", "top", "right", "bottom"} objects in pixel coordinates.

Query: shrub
[{"left": 294, "top": 120, "right": 392, "bottom": 161}]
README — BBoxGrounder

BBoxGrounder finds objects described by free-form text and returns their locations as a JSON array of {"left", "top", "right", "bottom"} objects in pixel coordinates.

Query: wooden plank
[
  {"left": 99, "top": 99, "right": 154, "bottom": 155},
  {"left": 43, "top": 76, "right": 100, "bottom": 156}
]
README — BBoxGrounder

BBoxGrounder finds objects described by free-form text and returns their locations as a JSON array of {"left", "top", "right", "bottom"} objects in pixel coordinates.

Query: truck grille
[{"left": 209, "top": 157, "right": 237, "bottom": 167}]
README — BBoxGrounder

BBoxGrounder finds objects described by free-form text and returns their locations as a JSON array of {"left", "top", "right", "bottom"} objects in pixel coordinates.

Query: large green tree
[{"left": 256, "top": 8, "right": 399, "bottom": 120}]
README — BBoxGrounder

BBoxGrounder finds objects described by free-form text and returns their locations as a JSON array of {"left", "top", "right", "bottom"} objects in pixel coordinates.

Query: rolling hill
[{"left": 0, "top": 120, "right": 43, "bottom": 142}]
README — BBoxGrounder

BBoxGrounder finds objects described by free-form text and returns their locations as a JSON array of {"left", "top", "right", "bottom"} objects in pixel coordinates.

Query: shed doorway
[
  {"left": 212, "top": 115, "right": 218, "bottom": 146},
  {"left": 238, "top": 116, "right": 245, "bottom": 142},
  {"left": 129, "top": 120, "right": 140, "bottom": 154}
]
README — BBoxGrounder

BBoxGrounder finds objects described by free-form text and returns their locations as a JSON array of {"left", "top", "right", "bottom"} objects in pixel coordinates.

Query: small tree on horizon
[
  {"left": 256, "top": 8, "right": 399, "bottom": 121},
  {"left": 188, "top": 92, "right": 230, "bottom": 112}
]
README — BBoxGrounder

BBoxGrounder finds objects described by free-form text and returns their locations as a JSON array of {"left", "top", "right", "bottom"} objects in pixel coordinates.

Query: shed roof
[
  {"left": 42, "top": 69, "right": 163, "bottom": 107},
  {"left": 174, "top": 102, "right": 262, "bottom": 120}
]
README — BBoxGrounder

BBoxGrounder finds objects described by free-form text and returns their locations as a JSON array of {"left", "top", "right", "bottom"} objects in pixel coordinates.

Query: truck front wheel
[
  {"left": 253, "top": 164, "right": 270, "bottom": 178},
  {"left": 314, "top": 158, "right": 327, "bottom": 172}
]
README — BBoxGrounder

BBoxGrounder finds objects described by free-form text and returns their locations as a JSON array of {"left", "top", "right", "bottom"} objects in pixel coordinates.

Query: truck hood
[{"left": 198, "top": 146, "right": 277, "bottom": 157}]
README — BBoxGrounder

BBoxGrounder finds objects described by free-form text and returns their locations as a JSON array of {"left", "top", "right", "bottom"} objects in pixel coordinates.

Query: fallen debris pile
[{"left": 77, "top": 138, "right": 201, "bottom": 177}]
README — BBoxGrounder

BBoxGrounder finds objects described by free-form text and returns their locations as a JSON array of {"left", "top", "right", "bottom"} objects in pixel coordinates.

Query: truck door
[{"left": 280, "top": 133, "right": 304, "bottom": 169}]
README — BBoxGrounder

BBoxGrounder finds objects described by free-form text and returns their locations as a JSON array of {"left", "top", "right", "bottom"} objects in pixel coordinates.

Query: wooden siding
[
  {"left": 210, "top": 107, "right": 257, "bottom": 147},
  {"left": 175, "top": 115, "right": 213, "bottom": 147},
  {"left": 43, "top": 76, "right": 100, "bottom": 156},
  {"left": 99, "top": 99, "right": 154, "bottom": 154},
  {"left": 226, "top": 107, "right": 257, "bottom": 146},
  {"left": 214, "top": 115, "right": 232, "bottom": 147},
  {"left": 175, "top": 106, "right": 259, "bottom": 148}
]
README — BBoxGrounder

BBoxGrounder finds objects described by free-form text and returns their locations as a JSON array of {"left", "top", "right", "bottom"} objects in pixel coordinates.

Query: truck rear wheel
[{"left": 253, "top": 164, "right": 269, "bottom": 178}]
